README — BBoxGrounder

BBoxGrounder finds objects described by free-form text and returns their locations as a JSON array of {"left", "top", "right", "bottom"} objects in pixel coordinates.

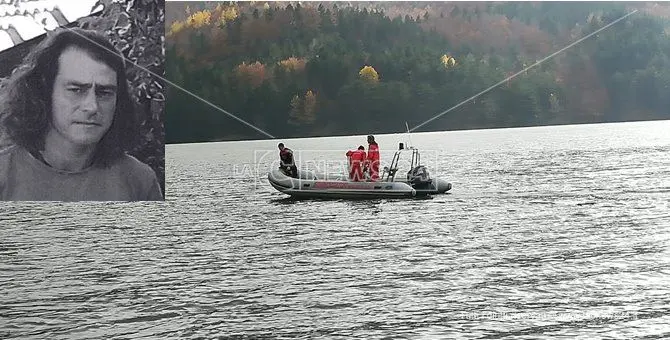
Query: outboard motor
[{"left": 407, "top": 165, "right": 433, "bottom": 192}]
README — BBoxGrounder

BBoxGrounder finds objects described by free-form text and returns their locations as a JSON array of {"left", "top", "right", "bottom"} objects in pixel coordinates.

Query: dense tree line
[{"left": 165, "top": 2, "right": 670, "bottom": 143}]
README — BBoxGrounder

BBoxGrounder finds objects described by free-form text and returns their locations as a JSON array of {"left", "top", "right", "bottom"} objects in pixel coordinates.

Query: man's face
[{"left": 49, "top": 46, "right": 117, "bottom": 148}]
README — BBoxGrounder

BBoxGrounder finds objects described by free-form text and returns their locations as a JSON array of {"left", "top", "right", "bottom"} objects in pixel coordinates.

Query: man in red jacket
[
  {"left": 365, "top": 135, "right": 380, "bottom": 181},
  {"left": 346, "top": 145, "right": 366, "bottom": 182}
]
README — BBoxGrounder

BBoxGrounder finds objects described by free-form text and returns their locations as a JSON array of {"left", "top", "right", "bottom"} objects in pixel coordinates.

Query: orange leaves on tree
[
  {"left": 236, "top": 62, "right": 267, "bottom": 89},
  {"left": 279, "top": 57, "right": 307, "bottom": 72}
]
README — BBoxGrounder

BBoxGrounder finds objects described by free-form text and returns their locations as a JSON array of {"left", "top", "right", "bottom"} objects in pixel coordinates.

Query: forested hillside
[{"left": 165, "top": 1, "right": 670, "bottom": 143}]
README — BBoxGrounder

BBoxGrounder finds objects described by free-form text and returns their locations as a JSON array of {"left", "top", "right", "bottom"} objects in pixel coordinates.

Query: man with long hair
[{"left": 0, "top": 28, "right": 163, "bottom": 201}]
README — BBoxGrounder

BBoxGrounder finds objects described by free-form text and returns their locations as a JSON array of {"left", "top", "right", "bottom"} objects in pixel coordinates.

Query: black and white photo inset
[{"left": 0, "top": 0, "right": 165, "bottom": 201}]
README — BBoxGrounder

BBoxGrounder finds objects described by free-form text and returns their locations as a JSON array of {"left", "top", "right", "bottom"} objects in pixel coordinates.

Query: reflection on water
[{"left": 2, "top": 121, "right": 670, "bottom": 339}]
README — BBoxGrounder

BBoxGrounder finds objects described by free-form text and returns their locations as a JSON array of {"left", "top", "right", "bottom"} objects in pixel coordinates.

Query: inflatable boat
[{"left": 268, "top": 143, "right": 452, "bottom": 199}]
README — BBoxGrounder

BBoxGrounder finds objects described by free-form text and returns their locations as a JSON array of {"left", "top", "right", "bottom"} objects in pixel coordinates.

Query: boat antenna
[{"left": 405, "top": 121, "right": 413, "bottom": 149}]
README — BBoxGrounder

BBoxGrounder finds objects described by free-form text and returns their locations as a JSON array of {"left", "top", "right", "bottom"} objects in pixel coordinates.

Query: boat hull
[
  {"left": 268, "top": 169, "right": 451, "bottom": 199},
  {"left": 268, "top": 169, "right": 416, "bottom": 199}
]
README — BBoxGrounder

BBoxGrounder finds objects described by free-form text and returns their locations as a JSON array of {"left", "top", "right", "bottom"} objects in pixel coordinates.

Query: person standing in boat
[
  {"left": 278, "top": 143, "right": 298, "bottom": 178},
  {"left": 365, "top": 135, "right": 380, "bottom": 181},
  {"left": 346, "top": 145, "right": 366, "bottom": 182}
]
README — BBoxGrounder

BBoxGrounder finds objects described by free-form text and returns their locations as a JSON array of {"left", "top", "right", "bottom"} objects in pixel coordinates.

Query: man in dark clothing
[{"left": 278, "top": 143, "right": 298, "bottom": 178}]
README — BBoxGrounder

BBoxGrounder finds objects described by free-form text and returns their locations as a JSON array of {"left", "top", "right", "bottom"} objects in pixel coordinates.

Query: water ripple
[{"left": 3, "top": 122, "right": 670, "bottom": 339}]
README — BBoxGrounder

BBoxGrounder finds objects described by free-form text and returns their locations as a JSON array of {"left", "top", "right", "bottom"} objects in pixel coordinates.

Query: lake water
[{"left": 2, "top": 120, "right": 670, "bottom": 339}]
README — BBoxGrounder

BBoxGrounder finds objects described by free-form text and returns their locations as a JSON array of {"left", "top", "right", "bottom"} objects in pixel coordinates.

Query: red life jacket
[
  {"left": 348, "top": 149, "right": 366, "bottom": 162},
  {"left": 346, "top": 149, "right": 366, "bottom": 181},
  {"left": 366, "top": 142, "right": 380, "bottom": 181},
  {"left": 366, "top": 143, "right": 379, "bottom": 162}
]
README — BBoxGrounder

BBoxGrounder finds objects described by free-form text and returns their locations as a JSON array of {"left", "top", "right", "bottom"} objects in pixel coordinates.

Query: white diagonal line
[
  {"left": 28, "top": 10, "right": 276, "bottom": 139},
  {"left": 410, "top": 10, "right": 638, "bottom": 133}
]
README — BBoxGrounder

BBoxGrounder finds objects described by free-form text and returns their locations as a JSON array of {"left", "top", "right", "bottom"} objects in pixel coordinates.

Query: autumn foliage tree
[
  {"left": 235, "top": 62, "right": 267, "bottom": 89},
  {"left": 441, "top": 54, "right": 457, "bottom": 68},
  {"left": 188, "top": 10, "right": 211, "bottom": 28},
  {"left": 279, "top": 57, "right": 307, "bottom": 72},
  {"left": 359, "top": 65, "right": 380, "bottom": 83},
  {"left": 166, "top": 1, "right": 670, "bottom": 142}
]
